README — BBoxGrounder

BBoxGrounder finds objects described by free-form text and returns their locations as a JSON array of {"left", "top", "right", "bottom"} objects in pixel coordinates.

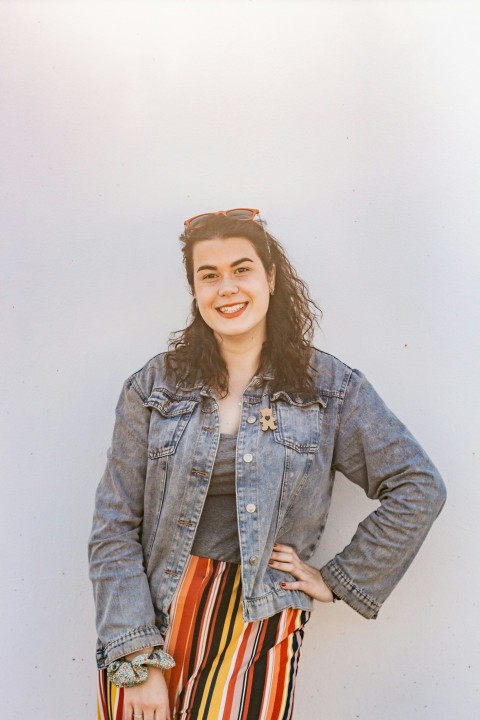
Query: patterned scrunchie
[{"left": 107, "top": 648, "right": 175, "bottom": 688}]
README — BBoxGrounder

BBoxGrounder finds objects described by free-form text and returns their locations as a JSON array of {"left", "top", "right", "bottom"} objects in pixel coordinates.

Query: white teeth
[{"left": 218, "top": 303, "right": 246, "bottom": 314}]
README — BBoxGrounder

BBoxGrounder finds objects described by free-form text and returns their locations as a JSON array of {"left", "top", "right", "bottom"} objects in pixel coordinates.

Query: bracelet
[{"left": 107, "top": 648, "right": 176, "bottom": 688}]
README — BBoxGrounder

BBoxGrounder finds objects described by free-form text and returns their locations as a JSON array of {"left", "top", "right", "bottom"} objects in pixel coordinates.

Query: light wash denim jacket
[{"left": 88, "top": 348, "right": 446, "bottom": 668}]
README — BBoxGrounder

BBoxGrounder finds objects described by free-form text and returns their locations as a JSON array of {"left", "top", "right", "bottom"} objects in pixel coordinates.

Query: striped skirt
[{"left": 97, "top": 555, "right": 310, "bottom": 719}]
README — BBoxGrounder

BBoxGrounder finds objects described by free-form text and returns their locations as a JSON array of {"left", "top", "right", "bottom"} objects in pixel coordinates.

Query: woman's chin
[{"left": 213, "top": 320, "right": 267, "bottom": 345}]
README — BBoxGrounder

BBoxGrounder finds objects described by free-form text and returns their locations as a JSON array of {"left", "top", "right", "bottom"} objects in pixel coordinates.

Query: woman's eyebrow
[{"left": 196, "top": 257, "right": 254, "bottom": 273}]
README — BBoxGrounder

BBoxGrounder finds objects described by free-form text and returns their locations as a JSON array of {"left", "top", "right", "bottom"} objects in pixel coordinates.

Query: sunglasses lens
[
  {"left": 225, "top": 209, "right": 256, "bottom": 220},
  {"left": 187, "top": 215, "right": 210, "bottom": 229},
  {"left": 185, "top": 209, "right": 257, "bottom": 229}
]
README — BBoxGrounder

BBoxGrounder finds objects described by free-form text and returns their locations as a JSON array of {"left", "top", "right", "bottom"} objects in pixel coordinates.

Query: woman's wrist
[{"left": 318, "top": 568, "right": 340, "bottom": 603}]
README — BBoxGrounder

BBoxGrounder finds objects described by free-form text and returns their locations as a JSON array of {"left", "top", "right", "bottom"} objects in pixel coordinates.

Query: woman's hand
[
  {"left": 269, "top": 543, "right": 334, "bottom": 603},
  {"left": 122, "top": 648, "right": 171, "bottom": 720},
  {"left": 123, "top": 667, "right": 170, "bottom": 720}
]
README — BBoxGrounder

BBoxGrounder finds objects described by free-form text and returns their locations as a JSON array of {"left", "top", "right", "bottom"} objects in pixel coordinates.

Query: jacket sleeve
[
  {"left": 319, "top": 368, "right": 446, "bottom": 619},
  {"left": 88, "top": 376, "right": 165, "bottom": 668}
]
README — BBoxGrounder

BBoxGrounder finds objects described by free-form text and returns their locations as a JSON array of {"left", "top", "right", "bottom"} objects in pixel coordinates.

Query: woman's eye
[
  {"left": 235, "top": 266, "right": 250, "bottom": 274},
  {"left": 202, "top": 273, "right": 217, "bottom": 280}
]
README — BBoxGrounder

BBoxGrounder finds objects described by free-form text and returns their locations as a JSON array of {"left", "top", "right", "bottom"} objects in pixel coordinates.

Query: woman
[{"left": 89, "top": 208, "right": 446, "bottom": 720}]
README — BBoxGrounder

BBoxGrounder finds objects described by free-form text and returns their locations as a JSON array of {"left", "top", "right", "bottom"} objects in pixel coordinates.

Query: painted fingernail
[
  {"left": 268, "top": 560, "right": 274, "bottom": 565},
  {"left": 280, "top": 582, "right": 287, "bottom": 588}
]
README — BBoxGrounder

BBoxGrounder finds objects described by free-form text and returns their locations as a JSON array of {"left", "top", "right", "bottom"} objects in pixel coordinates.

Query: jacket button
[
  {"left": 249, "top": 556, "right": 258, "bottom": 565},
  {"left": 247, "top": 415, "right": 256, "bottom": 424},
  {"left": 246, "top": 503, "right": 256, "bottom": 513},
  {"left": 243, "top": 453, "right": 253, "bottom": 463}
]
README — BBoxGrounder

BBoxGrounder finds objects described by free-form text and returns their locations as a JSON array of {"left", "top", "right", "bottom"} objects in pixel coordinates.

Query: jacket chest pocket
[
  {"left": 269, "top": 393, "right": 327, "bottom": 535},
  {"left": 271, "top": 392, "right": 327, "bottom": 453},
  {"left": 144, "top": 389, "right": 198, "bottom": 459}
]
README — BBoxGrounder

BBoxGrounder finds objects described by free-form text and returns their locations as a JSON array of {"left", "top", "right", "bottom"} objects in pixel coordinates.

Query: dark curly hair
[{"left": 165, "top": 213, "right": 321, "bottom": 395}]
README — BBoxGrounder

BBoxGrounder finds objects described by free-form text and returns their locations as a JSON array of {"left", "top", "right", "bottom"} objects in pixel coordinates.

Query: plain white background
[{"left": 1, "top": 1, "right": 479, "bottom": 717}]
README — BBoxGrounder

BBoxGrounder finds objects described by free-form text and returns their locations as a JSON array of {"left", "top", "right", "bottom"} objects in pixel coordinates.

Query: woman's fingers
[
  {"left": 270, "top": 551, "right": 295, "bottom": 565},
  {"left": 280, "top": 580, "right": 306, "bottom": 591},
  {"left": 270, "top": 543, "right": 334, "bottom": 603},
  {"left": 272, "top": 542, "right": 294, "bottom": 555},
  {"left": 270, "top": 544, "right": 297, "bottom": 564},
  {"left": 130, "top": 707, "right": 148, "bottom": 720},
  {"left": 270, "top": 544, "right": 305, "bottom": 577},
  {"left": 123, "top": 669, "right": 171, "bottom": 719},
  {"left": 128, "top": 708, "right": 169, "bottom": 720}
]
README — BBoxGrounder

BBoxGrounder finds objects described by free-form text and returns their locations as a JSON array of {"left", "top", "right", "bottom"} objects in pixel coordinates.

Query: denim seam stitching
[
  {"left": 103, "top": 625, "right": 162, "bottom": 652},
  {"left": 326, "top": 561, "right": 380, "bottom": 611},
  {"left": 333, "top": 366, "right": 352, "bottom": 444},
  {"left": 128, "top": 375, "right": 148, "bottom": 404}
]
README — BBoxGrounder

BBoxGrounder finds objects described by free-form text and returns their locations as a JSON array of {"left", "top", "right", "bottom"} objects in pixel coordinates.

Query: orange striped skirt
[{"left": 97, "top": 555, "right": 310, "bottom": 719}]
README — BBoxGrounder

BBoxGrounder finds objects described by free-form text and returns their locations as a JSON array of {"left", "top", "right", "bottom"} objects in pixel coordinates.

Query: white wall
[{"left": 1, "top": 1, "right": 479, "bottom": 717}]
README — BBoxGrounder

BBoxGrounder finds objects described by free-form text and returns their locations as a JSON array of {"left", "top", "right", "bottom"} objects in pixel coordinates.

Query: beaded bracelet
[{"left": 107, "top": 648, "right": 176, "bottom": 688}]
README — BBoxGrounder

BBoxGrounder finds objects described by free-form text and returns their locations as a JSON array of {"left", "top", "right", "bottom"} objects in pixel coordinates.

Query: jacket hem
[
  {"left": 242, "top": 588, "right": 314, "bottom": 622},
  {"left": 96, "top": 625, "right": 165, "bottom": 669}
]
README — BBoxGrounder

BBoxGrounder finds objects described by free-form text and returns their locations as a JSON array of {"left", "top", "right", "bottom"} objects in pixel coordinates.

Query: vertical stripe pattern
[
  {"left": 97, "top": 555, "right": 309, "bottom": 719},
  {"left": 97, "top": 665, "right": 123, "bottom": 720}
]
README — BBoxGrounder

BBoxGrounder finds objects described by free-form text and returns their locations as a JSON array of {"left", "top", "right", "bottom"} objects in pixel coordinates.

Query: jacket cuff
[
  {"left": 96, "top": 625, "right": 166, "bottom": 669},
  {"left": 319, "top": 561, "right": 381, "bottom": 620}
]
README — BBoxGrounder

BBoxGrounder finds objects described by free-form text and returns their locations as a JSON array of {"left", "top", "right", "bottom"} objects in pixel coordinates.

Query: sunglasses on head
[{"left": 183, "top": 208, "right": 260, "bottom": 230}]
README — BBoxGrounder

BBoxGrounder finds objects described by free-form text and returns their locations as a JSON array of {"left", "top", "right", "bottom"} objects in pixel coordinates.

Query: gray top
[{"left": 191, "top": 433, "right": 241, "bottom": 563}]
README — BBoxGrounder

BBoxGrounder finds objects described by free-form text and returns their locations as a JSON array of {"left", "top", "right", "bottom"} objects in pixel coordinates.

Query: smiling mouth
[{"left": 216, "top": 302, "right": 248, "bottom": 317}]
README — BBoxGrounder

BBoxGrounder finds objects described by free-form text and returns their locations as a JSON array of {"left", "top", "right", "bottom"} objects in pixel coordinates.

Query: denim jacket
[{"left": 88, "top": 348, "right": 446, "bottom": 668}]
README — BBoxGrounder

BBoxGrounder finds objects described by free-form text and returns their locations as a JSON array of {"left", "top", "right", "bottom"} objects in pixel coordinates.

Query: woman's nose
[{"left": 218, "top": 276, "right": 238, "bottom": 296}]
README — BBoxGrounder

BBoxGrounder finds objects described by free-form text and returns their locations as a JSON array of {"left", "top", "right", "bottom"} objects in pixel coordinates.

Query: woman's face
[{"left": 192, "top": 236, "right": 275, "bottom": 345}]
